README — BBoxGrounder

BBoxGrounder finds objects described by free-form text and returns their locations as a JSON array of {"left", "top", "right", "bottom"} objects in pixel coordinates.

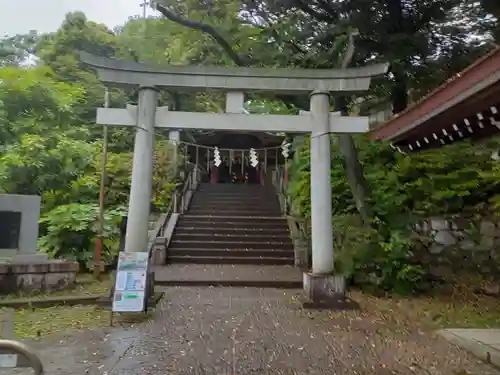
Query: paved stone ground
[
  {"left": 439, "top": 329, "right": 500, "bottom": 368},
  {"left": 2, "top": 287, "right": 500, "bottom": 375}
]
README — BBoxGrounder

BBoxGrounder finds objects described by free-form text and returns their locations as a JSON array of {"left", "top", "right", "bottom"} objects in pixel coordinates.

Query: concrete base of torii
[
  {"left": 301, "top": 273, "right": 358, "bottom": 309},
  {"left": 299, "top": 92, "right": 358, "bottom": 310}
]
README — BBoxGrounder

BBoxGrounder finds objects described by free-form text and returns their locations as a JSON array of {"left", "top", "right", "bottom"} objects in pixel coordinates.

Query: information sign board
[{"left": 112, "top": 252, "right": 149, "bottom": 312}]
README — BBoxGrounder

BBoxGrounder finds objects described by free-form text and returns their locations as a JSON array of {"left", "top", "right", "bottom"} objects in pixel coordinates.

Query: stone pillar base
[
  {"left": 151, "top": 244, "right": 166, "bottom": 265},
  {"left": 302, "top": 272, "right": 358, "bottom": 310}
]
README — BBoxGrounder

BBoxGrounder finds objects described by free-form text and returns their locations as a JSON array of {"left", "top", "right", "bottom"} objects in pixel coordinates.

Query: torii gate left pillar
[{"left": 124, "top": 86, "right": 158, "bottom": 253}]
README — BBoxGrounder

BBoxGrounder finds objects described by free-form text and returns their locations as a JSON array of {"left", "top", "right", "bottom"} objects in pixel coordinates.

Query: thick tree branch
[
  {"left": 153, "top": 1, "right": 308, "bottom": 110},
  {"left": 294, "top": 0, "right": 333, "bottom": 23},
  {"left": 340, "top": 30, "right": 359, "bottom": 69},
  {"left": 240, "top": 17, "right": 307, "bottom": 56},
  {"left": 154, "top": 2, "right": 248, "bottom": 66},
  {"left": 335, "top": 29, "right": 374, "bottom": 224}
]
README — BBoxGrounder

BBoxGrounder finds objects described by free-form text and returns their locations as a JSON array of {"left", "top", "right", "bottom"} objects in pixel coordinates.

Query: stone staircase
[{"left": 167, "top": 183, "right": 294, "bottom": 265}]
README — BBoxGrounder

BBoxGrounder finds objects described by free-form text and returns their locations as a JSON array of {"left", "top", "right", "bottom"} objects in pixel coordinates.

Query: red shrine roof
[{"left": 369, "top": 47, "right": 500, "bottom": 152}]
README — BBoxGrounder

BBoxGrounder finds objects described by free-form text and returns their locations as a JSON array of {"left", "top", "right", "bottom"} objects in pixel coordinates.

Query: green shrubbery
[{"left": 287, "top": 135, "right": 500, "bottom": 294}]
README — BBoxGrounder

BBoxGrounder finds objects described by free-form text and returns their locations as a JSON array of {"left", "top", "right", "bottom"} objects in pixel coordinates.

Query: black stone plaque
[{"left": 0, "top": 211, "right": 21, "bottom": 249}]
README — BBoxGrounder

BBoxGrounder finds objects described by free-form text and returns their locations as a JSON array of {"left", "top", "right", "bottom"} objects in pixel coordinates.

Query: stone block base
[
  {"left": 151, "top": 245, "right": 166, "bottom": 266},
  {"left": 0, "top": 259, "right": 79, "bottom": 295},
  {"left": 302, "top": 272, "right": 358, "bottom": 310}
]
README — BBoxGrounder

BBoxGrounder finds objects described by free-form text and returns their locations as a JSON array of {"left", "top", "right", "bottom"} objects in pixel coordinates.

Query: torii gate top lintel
[{"left": 80, "top": 52, "right": 389, "bottom": 94}]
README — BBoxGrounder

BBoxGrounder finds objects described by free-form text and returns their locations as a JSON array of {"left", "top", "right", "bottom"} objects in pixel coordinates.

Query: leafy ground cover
[
  {"left": 0, "top": 275, "right": 114, "bottom": 338},
  {"left": 349, "top": 289, "right": 500, "bottom": 332}
]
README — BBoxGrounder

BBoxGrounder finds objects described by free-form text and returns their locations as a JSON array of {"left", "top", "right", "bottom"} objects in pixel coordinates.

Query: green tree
[
  {"left": 36, "top": 13, "right": 122, "bottom": 121},
  {"left": 480, "top": 0, "right": 500, "bottom": 41},
  {"left": 35, "top": 12, "right": 136, "bottom": 151},
  {"left": 0, "top": 31, "right": 38, "bottom": 67},
  {"left": 0, "top": 65, "right": 84, "bottom": 146}
]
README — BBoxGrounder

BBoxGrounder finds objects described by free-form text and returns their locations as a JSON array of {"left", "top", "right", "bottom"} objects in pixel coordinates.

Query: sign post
[{"left": 110, "top": 252, "right": 151, "bottom": 324}]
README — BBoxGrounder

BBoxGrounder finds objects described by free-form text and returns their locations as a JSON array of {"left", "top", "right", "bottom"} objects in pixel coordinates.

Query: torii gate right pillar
[
  {"left": 309, "top": 91, "right": 334, "bottom": 274},
  {"left": 302, "top": 91, "right": 347, "bottom": 308}
]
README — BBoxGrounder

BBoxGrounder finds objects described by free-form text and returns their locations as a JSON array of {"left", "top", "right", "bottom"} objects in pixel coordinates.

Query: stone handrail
[
  {"left": 146, "top": 163, "right": 206, "bottom": 257},
  {"left": 0, "top": 339, "right": 44, "bottom": 374},
  {"left": 272, "top": 166, "right": 311, "bottom": 269}
]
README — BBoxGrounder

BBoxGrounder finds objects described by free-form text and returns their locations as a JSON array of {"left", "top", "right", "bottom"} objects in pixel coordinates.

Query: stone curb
[
  {"left": 0, "top": 295, "right": 103, "bottom": 309},
  {"left": 0, "top": 292, "right": 165, "bottom": 310},
  {"left": 438, "top": 329, "right": 500, "bottom": 369}
]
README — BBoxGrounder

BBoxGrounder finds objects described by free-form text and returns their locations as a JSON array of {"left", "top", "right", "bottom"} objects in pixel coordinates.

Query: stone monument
[{"left": 0, "top": 194, "right": 78, "bottom": 295}]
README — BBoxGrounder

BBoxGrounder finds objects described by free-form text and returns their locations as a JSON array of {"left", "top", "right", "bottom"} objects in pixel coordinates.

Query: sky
[{"left": 0, "top": 0, "right": 152, "bottom": 36}]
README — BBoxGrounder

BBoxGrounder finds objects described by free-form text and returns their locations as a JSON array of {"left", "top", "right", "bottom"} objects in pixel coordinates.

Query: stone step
[
  {"left": 187, "top": 208, "right": 282, "bottom": 215},
  {"left": 176, "top": 220, "right": 289, "bottom": 230},
  {"left": 169, "top": 240, "right": 293, "bottom": 250},
  {"left": 192, "top": 192, "right": 277, "bottom": 197},
  {"left": 192, "top": 195, "right": 277, "bottom": 202},
  {"left": 187, "top": 209, "right": 281, "bottom": 216},
  {"left": 189, "top": 199, "right": 281, "bottom": 207},
  {"left": 168, "top": 248, "right": 294, "bottom": 258},
  {"left": 167, "top": 255, "right": 294, "bottom": 265},
  {"left": 172, "top": 232, "right": 291, "bottom": 241},
  {"left": 178, "top": 215, "right": 287, "bottom": 222},
  {"left": 153, "top": 264, "right": 302, "bottom": 288},
  {"left": 189, "top": 198, "right": 280, "bottom": 204},
  {"left": 193, "top": 188, "right": 275, "bottom": 193},
  {"left": 189, "top": 203, "right": 280, "bottom": 209},
  {"left": 179, "top": 215, "right": 286, "bottom": 221},
  {"left": 196, "top": 185, "right": 273, "bottom": 191},
  {"left": 193, "top": 189, "right": 275, "bottom": 194},
  {"left": 174, "top": 227, "right": 290, "bottom": 236}
]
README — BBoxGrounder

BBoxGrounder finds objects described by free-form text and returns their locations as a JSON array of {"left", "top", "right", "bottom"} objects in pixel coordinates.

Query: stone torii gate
[{"left": 81, "top": 52, "right": 388, "bottom": 302}]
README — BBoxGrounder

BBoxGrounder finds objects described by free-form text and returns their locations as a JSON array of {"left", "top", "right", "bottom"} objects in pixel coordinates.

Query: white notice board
[{"left": 112, "top": 252, "right": 149, "bottom": 312}]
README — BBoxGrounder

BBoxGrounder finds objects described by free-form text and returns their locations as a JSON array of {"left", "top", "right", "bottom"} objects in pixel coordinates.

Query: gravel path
[
  {"left": 107, "top": 287, "right": 499, "bottom": 375},
  {"left": 4, "top": 287, "right": 499, "bottom": 375}
]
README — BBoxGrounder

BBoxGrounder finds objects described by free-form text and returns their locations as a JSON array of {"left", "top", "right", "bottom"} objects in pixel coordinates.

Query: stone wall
[
  {"left": 415, "top": 217, "right": 500, "bottom": 277},
  {"left": 0, "top": 260, "right": 79, "bottom": 295}
]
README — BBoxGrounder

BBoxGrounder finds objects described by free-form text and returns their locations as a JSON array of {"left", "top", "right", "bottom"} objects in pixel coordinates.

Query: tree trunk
[
  {"left": 335, "top": 96, "right": 374, "bottom": 224},
  {"left": 391, "top": 70, "right": 408, "bottom": 114},
  {"left": 387, "top": 0, "right": 409, "bottom": 114}
]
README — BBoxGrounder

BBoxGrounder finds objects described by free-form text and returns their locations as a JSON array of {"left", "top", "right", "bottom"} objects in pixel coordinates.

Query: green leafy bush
[
  {"left": 38, "top": 203, "right": 126, "bottom": 270},
  {"left": 286, "top": 135, "right": 500, "bottom": 294}
]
